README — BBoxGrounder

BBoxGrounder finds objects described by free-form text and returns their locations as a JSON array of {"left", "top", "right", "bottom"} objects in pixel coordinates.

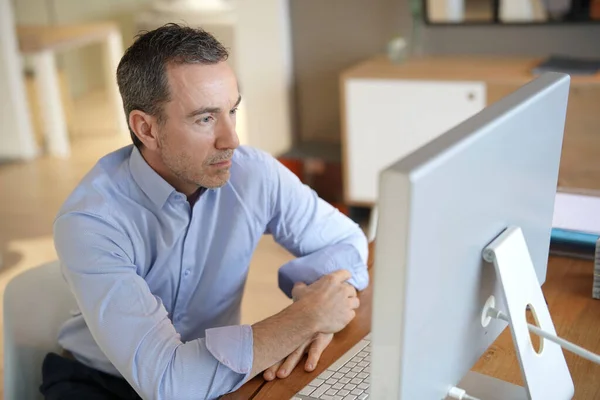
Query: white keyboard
[{"left": 292, "top": 334, "right": 371, "bottom": 400}]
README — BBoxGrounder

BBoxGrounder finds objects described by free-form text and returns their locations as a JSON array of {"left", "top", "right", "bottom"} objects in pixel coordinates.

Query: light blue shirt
[{"left": 54, "top": 145, "right": 369, "bottom": 400}]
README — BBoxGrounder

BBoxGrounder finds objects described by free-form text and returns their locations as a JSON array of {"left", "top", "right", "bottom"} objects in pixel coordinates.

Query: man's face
[{"left": 157, "top": 61, "right": 240, "bottom": 190}]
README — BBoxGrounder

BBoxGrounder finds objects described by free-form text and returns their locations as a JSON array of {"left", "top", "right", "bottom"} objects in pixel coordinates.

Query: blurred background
[{"left": 1, "top": 0, "right": 600, "bottom": 395}]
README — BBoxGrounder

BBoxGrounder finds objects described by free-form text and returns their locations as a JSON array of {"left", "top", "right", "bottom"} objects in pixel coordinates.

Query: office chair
[{"left": 3, "top": 261, "right": 77, "bottom": 400}]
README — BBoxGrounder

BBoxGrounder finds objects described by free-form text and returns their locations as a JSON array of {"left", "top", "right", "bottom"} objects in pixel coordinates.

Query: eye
[
  {"left": 197, "top": 115, "right": 214, "bottom": 124},
  {"left": 230, "top": 108, "right": 238, "bottom": 116}
]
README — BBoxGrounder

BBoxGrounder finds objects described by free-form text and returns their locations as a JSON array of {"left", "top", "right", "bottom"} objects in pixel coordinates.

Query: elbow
[
  {"left": 153, "top": 344, "right": 238, "bottom": 400},
  {"left": 332, "top": 241, "right": 369, "bottom": 291},
  {"left": 125, "top": 346, "right": 196, "bottom": 400},
  {"left": 344, "top": 228, "right": 369, "bottom": 266}
]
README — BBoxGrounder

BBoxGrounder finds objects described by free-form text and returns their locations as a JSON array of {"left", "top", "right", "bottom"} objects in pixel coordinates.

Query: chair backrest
[{"left": 3, "top": 261, "right": 77, "bottom": 400}]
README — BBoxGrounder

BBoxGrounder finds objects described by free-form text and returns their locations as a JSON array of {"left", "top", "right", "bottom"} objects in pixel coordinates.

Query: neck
[{"left": 140, "top": 148, "right": 199, "bottom": 196}]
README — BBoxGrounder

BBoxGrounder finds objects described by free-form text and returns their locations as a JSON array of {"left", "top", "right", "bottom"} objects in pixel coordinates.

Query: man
[{"left": 40, "top": 24, "right": 369, "bottom": 400}]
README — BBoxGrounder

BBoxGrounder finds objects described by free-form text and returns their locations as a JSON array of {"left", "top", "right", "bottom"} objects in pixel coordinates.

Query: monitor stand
[{"left": 447, "top": 226, "right": 574, "bottom": 400}]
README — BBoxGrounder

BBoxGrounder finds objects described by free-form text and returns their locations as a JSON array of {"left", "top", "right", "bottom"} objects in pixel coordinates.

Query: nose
[{"left": 215, "top": 117, "right": 240, "bottom": 150}]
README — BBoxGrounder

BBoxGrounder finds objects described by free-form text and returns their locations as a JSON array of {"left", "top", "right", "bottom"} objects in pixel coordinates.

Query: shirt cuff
[
  {"left": 205, "top": 324, "right": 253, "bottom": 377},
  {"left": 278, "top": 243, "right": 369, "bottom": 298}
]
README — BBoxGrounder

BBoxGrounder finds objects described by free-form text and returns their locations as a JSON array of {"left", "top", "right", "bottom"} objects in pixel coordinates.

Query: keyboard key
[
  {"left": 351, "top": 378, "right": 363, "bottom": 385},
  {"left": 358, "top": 394, "right": 369, "bottom": 400},
  {"left": 346, "top": 372, "right": 358, "bottom": 379},
  {"left": 332, "top": 372, "right": 344, "bottom": 380},
  {"left": 299, "top": 386, "right": 316, "bottom": 396},
  {"left": 358, "top": 351, "right": 369, "bottom": 358},
  {"left": 357, "top": 361, "right": 369, "bottom": 368},
  {"left": 343, "top": 395, "right": 357, "bottom": 400},
  {"left": 338, "top": 389, "right": 350, "bottom": 396},
  {"left": 309, "top": 378, "right": 325, "bottom": 387},
  {"left": 339, "top": 377, "right": 351, "bottom": 384},
  {"left": 326, "top": 378, "right": 338, "bottom": 386},
  {"left": 346, "top": 362, "right": 357, "bottom": 368},
  {"left": 357, "top": 372, "right": 369, "bottom": 380},
  {"left": 312, "top": 384, "right": 331, "bottom": 398},
  {"left": 352, "top": 388, "right": 364, "bottom": 396},
  {"left": 344, "top": 383, "right": 357, "bottom": 391},
  {"left": 358, "top": 382, "right": 369, "bottom": 390},
  {"left": 328, "top": 340, "right": 369, "bottom": 371},
  {"left": 320, "top": 396, "right": 334, "bottom": 400},
  {"left": 333, "top": 396, "right": 344, "bottom": 400},
  {"left": 333, "top": 383, "right": 344, "bottom": 390},
  {"left": 326, "top": 389, "right": 339, "bottom": 396},
  {"left": 351, "top": 356, "right": 364, "bottom": 363},
  {"left": 352, "top": 367, "right": 363, "bottom": 373},
  {"left": 319, "top": 370, "right": 334, "bottom": 380},
  {"left": 339, "top": 367, "right": 351, "bottom": 374}
]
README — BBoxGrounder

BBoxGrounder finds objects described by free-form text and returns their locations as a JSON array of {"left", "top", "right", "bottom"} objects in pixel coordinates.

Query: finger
[
  {"left": 305, "top": 334, "right": 334, "bottom": 372},
  {"left": 277, "top": 342, "right": 309, "bottom": 378},
  {"left": 329, "top": 269, "right": 352, "bottom": 282},
  {"left": 344, "top": 283, "right": 358, "bottom": 298},
  {"left": 263, "top": 360, "right": 283, "bottom": 381},
  {"left": 348, "top": 296, "right": 360, "bottom": 310},
  {"left": 293, "top": 282, "right": 307, "bottom": 291},
  {"left": 292, "top": 282, "right": 308, "bottom": 301}
]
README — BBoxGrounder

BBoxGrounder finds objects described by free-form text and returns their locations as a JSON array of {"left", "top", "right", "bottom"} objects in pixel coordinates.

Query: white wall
[
  {"left": 427, "top": 0, "right": 465, "bottom": 22},
  {"left": 235, "top": 0, "right": 293, "bottom": 155},
  {"left": 0, "top": 0, "right": 37, "bottom": 160}
]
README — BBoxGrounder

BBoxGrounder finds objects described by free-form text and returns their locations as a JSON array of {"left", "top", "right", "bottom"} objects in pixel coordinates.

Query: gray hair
[{"left": 116, "top": 23, "right": 229, "bottom": 148}]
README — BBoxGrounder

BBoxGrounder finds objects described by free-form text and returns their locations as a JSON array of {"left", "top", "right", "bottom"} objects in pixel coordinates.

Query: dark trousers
[{"left": 40, "top": 352, "right": 142, "bottom": 400}]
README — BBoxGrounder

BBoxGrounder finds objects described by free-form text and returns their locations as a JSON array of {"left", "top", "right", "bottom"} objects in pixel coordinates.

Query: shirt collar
[{"left": 129, "top": 146, "right": 176, "bottom": 208}]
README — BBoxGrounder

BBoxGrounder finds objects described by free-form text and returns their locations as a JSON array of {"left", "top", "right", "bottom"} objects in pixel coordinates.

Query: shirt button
[{"left": 184, "top": 269, "right": 191, "bottom": 277}]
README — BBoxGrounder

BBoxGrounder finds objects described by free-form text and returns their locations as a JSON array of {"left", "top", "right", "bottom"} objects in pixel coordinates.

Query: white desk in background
[{"left": 17, "top": 22, "right": 128, "bottom": 158}]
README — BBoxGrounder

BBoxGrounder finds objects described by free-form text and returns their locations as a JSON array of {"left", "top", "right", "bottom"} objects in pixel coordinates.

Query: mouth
[{"left": 210, "top": 159, "right": 232, "bottom": 168}]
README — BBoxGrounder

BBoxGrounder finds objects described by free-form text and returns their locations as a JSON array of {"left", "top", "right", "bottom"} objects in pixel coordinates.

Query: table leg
[
  {"left": 102, "top": 29, "right": 128, "bottom": 137},
  {"left": 31, "top": 50, "right": 70, "bottom": 158}
]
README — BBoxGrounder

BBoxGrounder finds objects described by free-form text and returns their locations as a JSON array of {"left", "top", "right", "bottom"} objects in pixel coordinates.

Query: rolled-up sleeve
[
  {"left": 54, "top": 213, "right": 253, "bottom": 400},
  {"left": 264, "top": 157, "right": 369, "bottom": 298},
  {"left": 205, "top": 325, "right": 253, "bottom": 376}
]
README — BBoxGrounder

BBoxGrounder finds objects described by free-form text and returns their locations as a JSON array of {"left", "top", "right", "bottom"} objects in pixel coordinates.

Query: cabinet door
[{"left": 344, "top": 78, "right": 485, "bottom": 204}]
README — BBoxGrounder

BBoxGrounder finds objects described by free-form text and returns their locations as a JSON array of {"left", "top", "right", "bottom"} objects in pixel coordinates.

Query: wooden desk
[
  {"left": 226, "top": 243, "right": 600, "bottom": 399},
  {"left": 16, "top": 22, "right": 128, "bottom": 157}
]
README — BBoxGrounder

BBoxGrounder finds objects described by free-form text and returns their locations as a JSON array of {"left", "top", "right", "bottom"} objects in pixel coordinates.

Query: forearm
[
  {"left": 268, "top": 155, "right": 369, "bottom": 294},
  {"left": 278, "top": 240, "right": 369, "bottom": 298},
  {"left": 249, "top": 301, "right": 318, "bottom": 378}
]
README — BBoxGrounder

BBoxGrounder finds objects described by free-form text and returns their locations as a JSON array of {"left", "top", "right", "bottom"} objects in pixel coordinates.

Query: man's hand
[
  {"left": 297, "top": 269, "right": 360, "bottom": 334},
  {"left": 263, "top": 332, "right": 333, "bottom": 380},
  {"left": 263, "top": 271, "right": 358, "bottom": 380},
  {"left": 249, "top": 270, "right": 359, "bottom": 380}
]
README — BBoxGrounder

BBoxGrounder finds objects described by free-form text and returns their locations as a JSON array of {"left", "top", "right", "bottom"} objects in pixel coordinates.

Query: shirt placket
[{"left": 172, "top": 193, "right": 195, "bottom": 325}]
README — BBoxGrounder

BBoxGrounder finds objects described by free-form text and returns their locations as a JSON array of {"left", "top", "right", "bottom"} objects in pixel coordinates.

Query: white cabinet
[{"left": 343, "top": 78, "right": 485, "bottom": 205}]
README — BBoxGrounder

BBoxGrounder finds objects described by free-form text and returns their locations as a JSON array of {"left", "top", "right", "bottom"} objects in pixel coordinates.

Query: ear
[{"left": 129, "top": 110, "right": 161, "bottom": 150}]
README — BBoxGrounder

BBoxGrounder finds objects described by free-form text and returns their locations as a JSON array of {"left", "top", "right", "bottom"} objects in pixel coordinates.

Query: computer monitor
[{"left": 370, "top": 72, "right": 571, "bottom": 399}]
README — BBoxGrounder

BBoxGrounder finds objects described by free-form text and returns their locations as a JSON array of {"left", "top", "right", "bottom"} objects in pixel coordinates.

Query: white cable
[
  {"left": 487, "top": 307, "right": 600, "bottom": 365},
  {"left": 447, "top": 386, "right": 482, "bottom": 400}
]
